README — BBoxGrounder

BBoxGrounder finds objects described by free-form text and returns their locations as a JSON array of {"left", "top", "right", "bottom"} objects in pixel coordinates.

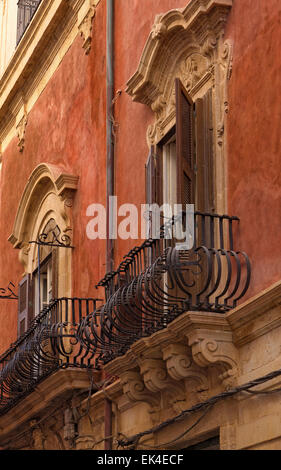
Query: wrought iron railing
[
  {"left": 16, "top": 0, "right": 42, "bottom": 45},
  {"left": 77, "top": 211, "right": 251, "bottom": 365},
  {"left": 0, "top": 212, "right": 251, "bottom": 414},
  {"left": 0, "top": 297, "right": 101, "bottom": 416}
]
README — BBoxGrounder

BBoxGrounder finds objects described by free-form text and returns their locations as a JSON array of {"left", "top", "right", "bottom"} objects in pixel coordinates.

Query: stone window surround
[
  {"left": 126, "top": 0, "right": 233, "bottom": 215},
  {"left": 8, "top": 163, "right": 79, "bottom": 297}
]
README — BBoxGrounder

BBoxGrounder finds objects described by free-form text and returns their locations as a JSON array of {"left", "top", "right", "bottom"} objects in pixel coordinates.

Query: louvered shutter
[
  {"left": 18, "top": 274, "right": 33, "bottom": 337},
  {"left": 175, "top": 78, "right": 195, "bottom": 206},
  {"left": 195, "top": 88, "right": 214, "bottom": 213},
  {"left": 145, "top": 148, "right": 156, "bottom": 205}
]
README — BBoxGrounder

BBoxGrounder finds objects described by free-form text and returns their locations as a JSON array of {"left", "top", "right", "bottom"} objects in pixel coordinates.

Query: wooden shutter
[
  {"left": 145, "top": 147, "right": 163, "bottom": 206},
  {"left": 195, "top": 88, "right": 214, "bottom": 213},
  {"left": 18, "top": 274, "right": 33, "bottom": 337},
  {"left": 175, "top": 78, "right": 195, "bottom": 206},
  {"left": 145, "top": 148, "right": 156, "bottom": 205}
]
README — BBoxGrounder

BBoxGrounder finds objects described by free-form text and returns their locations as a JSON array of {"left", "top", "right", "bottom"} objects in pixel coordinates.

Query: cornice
[
  {"left": 126, "top": 0, "right": 233, "bottom": 106},
  {"left": 226, "top": 280, "right": 281, "bottom": 346},
  {"left": 0, "top": 368, "right": 94, "bottom": 446},
  {"left": 8, "top": 163, "right": 79, "bottom": 249},
  {"left": 0, "top": 0, "right": 100, "bottom": 154}
]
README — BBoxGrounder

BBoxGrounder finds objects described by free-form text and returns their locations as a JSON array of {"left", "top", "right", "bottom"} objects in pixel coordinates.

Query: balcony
[
  {"left": 0, "top": 297, "right": 100, "bottom": 416},
  {"left": 17, "top": 0, "right": 42, "bottom": 45},
  {"left": 77, "top": 211, "right": 251, "bottom": 365},
  {"left": 0, "top": 212, "right": 250, "bottom": 416}
]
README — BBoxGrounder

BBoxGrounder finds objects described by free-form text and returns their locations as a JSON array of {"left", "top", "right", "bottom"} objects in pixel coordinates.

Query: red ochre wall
[
  {"left": 225, "top": 0, "right": 281, "bottom": 298},
  {"left": 112, "top": 0, "right": 281, "bottom": 299},
  {"left": 113, "top": 0, "right": 188, "bottom": 264},
  {"left": 0, "top": 0, "right": 280, "bottom": 353},
  {"left": 0, "top": 1, "right": 107, "bottom": 352}
]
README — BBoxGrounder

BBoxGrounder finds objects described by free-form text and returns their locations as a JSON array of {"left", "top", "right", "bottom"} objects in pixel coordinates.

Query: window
[
  {"left": 17, "top": 0, "right": 42, "bottom": 45},
  {"left": 17, "top": 219, "right": 59, "bottom": 336},
  {"left": 185, "top": 435, "right": 220, "bottom": 450},
  {"left": 146, "top": 78, "right": 214, "bottom": 214}
]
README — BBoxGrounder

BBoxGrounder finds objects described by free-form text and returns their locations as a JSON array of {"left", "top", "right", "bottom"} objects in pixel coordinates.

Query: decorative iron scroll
[
  {"left": 77, "top": 211, "right": 251, "bottom": 365},
  {"left": 0, "top": 282, "right": 18, "bottom": 300},
  {"left": 30, "top": 220, "right": 73, "bottom": 248},
  {"left": 0, "top": 297, "right": 101, "bottom": 416}
]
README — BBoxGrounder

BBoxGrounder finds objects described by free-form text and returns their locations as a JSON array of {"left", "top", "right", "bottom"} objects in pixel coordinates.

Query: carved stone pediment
[{"left": 126, "top": 0, "right": 233, "bottom": 214}]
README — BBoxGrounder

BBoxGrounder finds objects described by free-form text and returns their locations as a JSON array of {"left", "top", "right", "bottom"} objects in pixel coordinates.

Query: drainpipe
[
  {"left": 105, "top": 0, "right": 114, "bottom": 451},
  {"left": 106, "top": 0, "right": 114, "bottom": 274}
]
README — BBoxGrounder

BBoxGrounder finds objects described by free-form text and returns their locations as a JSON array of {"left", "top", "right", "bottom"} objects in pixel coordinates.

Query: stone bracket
[
  {"left": 119, "top": 370, "right": 160, "bottom": 412},
  {"left": 186, "top": 331, "right": 238, "bottom": 388}
]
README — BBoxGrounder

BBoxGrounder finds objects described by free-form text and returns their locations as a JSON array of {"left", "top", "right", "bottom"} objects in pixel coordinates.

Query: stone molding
[
  {"left": 168, "top": 311, "right": 238, "bottom": 388},
  {"left": 0, "top": 368, "right": 93, "bottom": 447},
  {"left": 78, "top": 0, "right": 97, "bottom": 55},
  {"left": 1, "top": 281, "right": 281, "bottom": 448},
  {"left": 0, "top": 0, "right": 100, "bottom": 155},
  {"left": 8, "top": 163, "right": 79, "bottom": 250},
  {"left": 227, "top": 280, "right": 281, "bottom": 346},
  {"left": 119, "top": 370, "right": 160, "bottom": 411},
  {"left": 126, "top": 0, "right": 232, "bottom": 145},
  {"left": 126, "top": 0, "right": 233, "bottom": 214}
]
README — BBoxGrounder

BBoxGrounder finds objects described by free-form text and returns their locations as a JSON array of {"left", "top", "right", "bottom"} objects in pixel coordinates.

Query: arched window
[
  {"left": 126, "top": 0, "right": 233, "bottom": 216},
  {"left": 8, "top": 163, "right": 78, "bottom": 336}
]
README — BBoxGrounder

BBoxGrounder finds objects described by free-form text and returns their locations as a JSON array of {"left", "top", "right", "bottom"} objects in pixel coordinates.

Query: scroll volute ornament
[
  {"left": 119, "top": 370, "right": 160, "bottom": 411},
  {"left": 186, "top": 333, "right": 239, "bottom": 388},
  {"left": 162, "top": 343, "right": 209, "bottom": 402},
  {"left": 126, "top": 0, "right": 233, "bottom": 147}
]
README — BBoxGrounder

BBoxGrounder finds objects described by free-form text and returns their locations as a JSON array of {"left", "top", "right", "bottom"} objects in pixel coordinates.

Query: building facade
[{"left": 0, "top": 0, "right": 280, "bottom": 450}]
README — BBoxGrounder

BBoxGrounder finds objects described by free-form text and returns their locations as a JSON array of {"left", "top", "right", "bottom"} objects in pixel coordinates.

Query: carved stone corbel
[
  {"left": 55, "top": 173, "right": 79, "bottom": 229},
  {"left": 16, "top": 111, "right": 28, "bottom": 153},
  {"left": 151, "top": 14, "right": 167, "bottom": 40},
  {"left": 139, "top": 358, "right": 187, "bottom": 413},
  {"left": 30, "top": 419, "right": 45, "bottom": 450},
  {"left": 18, "top": 242, "right": 31, "bottom": 273},
  {"left": 162, "top": 343, "right": 209, "bottom": 400},
  {"left": 119, "top": 370, "right": 160, "bottom": 412},
  {"left": 186, "top": 332, "right": 239, "bottom": 388}
]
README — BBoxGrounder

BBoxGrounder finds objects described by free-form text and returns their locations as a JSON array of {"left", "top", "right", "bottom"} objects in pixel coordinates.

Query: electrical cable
[{"left": 117, "top": 364, "right": 281, "bottom": 448}]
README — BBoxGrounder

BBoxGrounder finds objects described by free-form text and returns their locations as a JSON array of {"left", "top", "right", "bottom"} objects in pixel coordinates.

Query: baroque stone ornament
[
  {"left": 126, "top": 0, "right": 233, "bottom": 146},
  {"left": 119, "top": 370, "right": 160, "bottom": 411},
  {"left": 16, "top": 111, "right": 28, "bottom": 152},
  {"left": 187, "top": 334, "right": 238, "bottom": 388},
  {"left": 216, "top": 39, "right": 233, "bottom": 146},
  {"left": 126, "top": 0, "right": 233, "bottom": 214},
  {"left": 139, "top": 358, "right": 186, "bottom": 412},
  {"left": 162, "top": 343, "right": 209, "bottom": 400},
  {"left": 30, "top": 419, "right": 45, "bottom": 450},
  {"left": 78, "top": 0, "right": 97, "bottom": 55}
]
